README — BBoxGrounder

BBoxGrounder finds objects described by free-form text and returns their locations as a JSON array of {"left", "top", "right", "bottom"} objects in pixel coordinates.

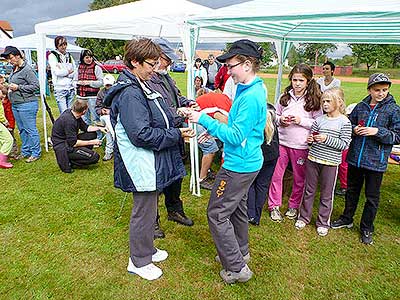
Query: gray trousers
[
  {"left": 207, "top": 167, "right": 258, "bottom": 272},
  {"left": 130, "top": 191, "right": 158, "bottom": 267},
  {"left": 298, "top": 159, "right": 338, "bottom": 228}
]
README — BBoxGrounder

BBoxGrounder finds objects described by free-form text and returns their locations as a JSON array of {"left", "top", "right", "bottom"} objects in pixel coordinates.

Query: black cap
[
  {"left": 217, "top": 39, "right": 263, "bottom": 63},
  {"left": 367, "top": 73, "right": 392, "bottom": 89},
  {"left": 1, "top": 46, "right": 22, "bottom": 58}
]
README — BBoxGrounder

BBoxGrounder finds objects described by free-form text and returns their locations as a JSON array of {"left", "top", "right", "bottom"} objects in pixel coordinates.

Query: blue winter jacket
[
  {"left": 105, "top": 70, "right": 185, "bottom": 192},
  {"left": 347, "top": 94, "right": 400, "bottom": 172},
  {"left": 198, "top": 76, "right": 267, "bottom": 173}
]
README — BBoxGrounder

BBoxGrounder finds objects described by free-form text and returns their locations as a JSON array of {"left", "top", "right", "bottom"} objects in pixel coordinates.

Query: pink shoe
[{"left": 0, "top": 154, "right": 13, "bottom": 169}]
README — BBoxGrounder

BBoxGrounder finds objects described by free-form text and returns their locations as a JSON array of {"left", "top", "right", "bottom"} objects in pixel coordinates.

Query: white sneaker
[
  {"left": 152, "top": 248, "right": 168, "bottom": 263},
  {"left": 317, "top": 227, "right": 329, "bottom": 237},
  {"left": 295, "top": 220, "right": 306, "bottom": 230},
  {"left": 270, "top": 207, "right": 283, "bottom": 222},
  {"left": 285, "top": 208, "right": 298, "bottom": 219},
  {"left": 127, "top": 258, "right": 162, "bottom": 280}
]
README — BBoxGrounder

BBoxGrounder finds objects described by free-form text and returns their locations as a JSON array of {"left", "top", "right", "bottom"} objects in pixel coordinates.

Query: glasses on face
[
  {"left": 144, "top": 60, "right": 160, "bottom": 68},
  {"left": 226, "top": 61, "right": 244, "bottom": 70},
  {"left": 160, "top": 55, "right": 171, "bottom": 64}
]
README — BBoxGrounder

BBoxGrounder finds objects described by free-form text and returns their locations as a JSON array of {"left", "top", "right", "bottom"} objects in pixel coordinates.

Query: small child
[
  {"left": 0, "top": 88, "right": 14, "bottom": 168},
  {"left": 295, "top": 88, "right": 352, "bottom": 236},
  {"left": 0, "top": 85, "right": 18, "bottom": 157},
  {"left": 331, "top": 73, "right": 400, "bottom": 245}
]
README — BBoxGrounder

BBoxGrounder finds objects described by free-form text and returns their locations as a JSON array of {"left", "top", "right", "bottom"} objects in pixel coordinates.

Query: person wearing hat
[
  {"left": 331, "top": 73, "right": 400, "bottom": 245},
  {"left": 188, "top": 39, "right": 267, "bottom": 284},
  {"left": 146, "top": 38, "right": 194, "bottom": 238},
  {"left": 95, "top": 74, "right": 116, "bottom": 161},
  {"left": 48, "top": 36, "right": 76, "bottom": 113},
  {"left": 1, "top": 46, "right": 41, "bottom": 163}
]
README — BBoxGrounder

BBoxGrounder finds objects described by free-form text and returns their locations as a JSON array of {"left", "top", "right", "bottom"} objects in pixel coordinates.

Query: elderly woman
[
  {"left": 1, "top": 46, "right": 41, "bottom": 162},
  {"left": 105, "top": 38, "right": 194, "bottom": 281}
]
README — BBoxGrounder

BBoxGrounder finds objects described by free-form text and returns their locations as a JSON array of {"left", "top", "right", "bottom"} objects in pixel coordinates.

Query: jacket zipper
[{"left": 357, "top": 104, "right": 378, "bottom": 168}]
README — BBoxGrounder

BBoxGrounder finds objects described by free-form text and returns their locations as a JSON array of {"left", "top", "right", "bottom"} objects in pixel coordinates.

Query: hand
[
  {"left": 187, "top": 110, "right": 202, "bottom": 123},
  {"left": 307, "top": 135, "right": 314, "bottom": 143},
  {"left": 292, "top": 115, "right": 301, "bottom": 125},
  {"left": 8, "top": 83, "right": 18, "bottom": 91},
  {"left": 313, "top": 134, "right": 327, "bottom": 143},
  {"left": 280, "top": 115, "right": 291, "bottom": 127},
  {"left": 198, "top": 131, "right": 212, "bottom": 143},
  {"left": 189, "top": 102, "right": 200, "bottom": 111},
  {"left": 179, "top": 127, "right": 195, "bottom": 138},
  {"left": 101, "top": 108, "right": 110, "bottom": 115},
  {"left": 177, "top": 107, "right": 192, "bottom": 117},
  {"left": 93, "top": 139, "right": 102, "bottom": 146},
  {"left": 98, "top": 126, "right": 108, "bottom": 134},
  {"left": 357, "top": 126, "right": 378, "bottom": 136}
]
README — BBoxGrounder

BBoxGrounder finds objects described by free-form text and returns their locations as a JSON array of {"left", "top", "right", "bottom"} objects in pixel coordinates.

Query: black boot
[
  {"left": 154, "top": 215, "right": 165, "bottom": 239},
  {"left": 167, "top": 211, "right": 194, "bottom": 226}
]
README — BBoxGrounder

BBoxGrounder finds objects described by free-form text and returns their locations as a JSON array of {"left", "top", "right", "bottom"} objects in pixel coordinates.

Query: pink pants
[
  {"left": 268, "top": 145, "right": 308, "bottom": 211},
  {"left": 338, "top": 149, "right": 349, "bottom": 189}
]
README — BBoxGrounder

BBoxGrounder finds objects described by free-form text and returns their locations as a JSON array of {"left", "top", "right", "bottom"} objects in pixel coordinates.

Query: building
[{"left": 0, "top": 21, "right": 13, "bottom": 39}]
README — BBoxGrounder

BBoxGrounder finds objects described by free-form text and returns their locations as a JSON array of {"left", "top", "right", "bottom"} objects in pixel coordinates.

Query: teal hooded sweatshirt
[{"left": 198, "top": 76, "right": 267, "bottom": 173}]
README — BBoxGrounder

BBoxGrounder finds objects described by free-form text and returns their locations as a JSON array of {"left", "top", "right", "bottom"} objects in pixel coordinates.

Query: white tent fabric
[{"left": 34, "top": 0, "right": 400, "bottom": 195}]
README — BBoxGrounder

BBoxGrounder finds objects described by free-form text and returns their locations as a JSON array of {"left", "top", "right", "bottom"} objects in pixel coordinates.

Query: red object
[
  {"left": 2, "top": 97, "right": 15, "bottom": 129},
  {"left": 196, "top": 93, "right": 232, "bottom": 118},
  {"left": 312, "top": 131, "right": 319, "bottom": 136},
  {"left": 98, "top": 60, "right": 126, "bottom": 74},
  {"left": 214, "top": 65, "right": 230, "bottom": 91},
  {"left": 358, "top": 119, "right": 365, "bottom": 127}
]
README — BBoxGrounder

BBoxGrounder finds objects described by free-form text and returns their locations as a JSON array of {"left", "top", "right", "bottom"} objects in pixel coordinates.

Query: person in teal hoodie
[{"left": 188, "top": 39, "right": 266, "bottom": 284}]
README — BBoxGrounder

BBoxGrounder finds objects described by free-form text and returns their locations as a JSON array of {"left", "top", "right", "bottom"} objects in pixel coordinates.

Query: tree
[
  {"left": 75, "top": 0, "right": 138, "bottom": 61},
  {"left": 349, "top": 44, "right": 384, "bottom": 71},
  {"left": 297, "top": 43, "right": 337, "bottom": 65}
]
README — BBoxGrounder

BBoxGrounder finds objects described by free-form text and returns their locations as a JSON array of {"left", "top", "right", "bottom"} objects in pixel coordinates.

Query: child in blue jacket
[{"left": 331, "top": 73, "right": 400, "bottom": 245}]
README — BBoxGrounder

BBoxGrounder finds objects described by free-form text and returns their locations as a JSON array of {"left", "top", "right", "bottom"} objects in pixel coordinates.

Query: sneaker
[
  {"left": 335, "top": 188, "right": 347, "bottom": 197},
  {"left": 152, "top": 248, "right": 168, "bottom": 263},
  {"left": 219, "top": 264, "right": 253, "bottom": 284},
  {"left": 330, "top": 217, "right": 353, "bottom": 229},
  {"left": 103, "top": 152, "right": 113, "bottom": 161},
  {"left": 248, "top": 217, "right": 259, "bottom": 226},
  {"left": 25, "top": 156, "right": 40, "bottom": 163},
  {"left": 295, "top": 220, "right": 306, "bottom": 230},
  {"left": 285, "top": 208, "right": 298, "bottom": 219},
  {"left": 206, "top": 169, "right": 216, "bottom": 181},
  {"left": 270, "top": 207, "right": 283, "bottom": 222},
  {"left": 47, "top": 137, "right": 53, "bottom": 148},
  {"left": 317, "top": 226, "right": 329, "bottom": 237},
  {"left": 200, "top": 178, "right": 214, "bottom": 190},
  {"left": 215, "top": 253, "right": 250, "bottom": 264},
  {"left": 15, "top": 154, "right": 29, "bottom": 160},
  {"left": 360, "top": 231, "right": 373, "bottom": 245},
  {"left": 167, "top": 211, "right": 194, "bottom": 226},
  {"left": 127, "top": 259, "right": 162, "bottom": 281}
]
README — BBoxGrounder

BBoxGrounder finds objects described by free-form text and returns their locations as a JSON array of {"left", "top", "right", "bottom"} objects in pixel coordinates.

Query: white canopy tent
[{"left": 34, "top": 0, "right": 400, "bottom": 195}]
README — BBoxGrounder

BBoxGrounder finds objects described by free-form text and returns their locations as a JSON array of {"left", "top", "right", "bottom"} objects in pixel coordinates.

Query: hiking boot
[
  {"left": 220, "top": 264, "right": 253, "bottom": 284},
  {"left": 200, "top": 178, "right": 214, "bottom": 190},
  {"left": 127, "top": 258, "right": 162, "bottom": 281},
  {"left": 270, "top": 207, "right": 283, "bottom": 222},
  {"left": 152, "top": 248, "right": 168, "bottom": 263},
  {"left": 154, "top": 220, "right": 165, "bottom": 239},
  {"left": 215, "top": 253, "right": 250, "bottom": 264},
  {"left": 360, "top": 231, "right": 373, "bottom": 245},
  {"left": 285, "top": 208, "right": 298, "bottom": 219},
  {"left": 295, "top": 220, "right": 306, "bottom": 230},
  {"left": 167, "top": 211, "right": 194, "bottom": 226},
  {"left": 317, "top": 226, "right": 329, "bottom": 237},
  {"left": 335, "top": 188, "right": 347, "bottom": 197},
  {"left": 25, "top": 156, "right": 40, "bottom": 163},
  {"left": 103, "top": 152, "right": 113, "bottom": 161},
  {"left": 330, "top": 217, "right": 353, "bottom": 229}
]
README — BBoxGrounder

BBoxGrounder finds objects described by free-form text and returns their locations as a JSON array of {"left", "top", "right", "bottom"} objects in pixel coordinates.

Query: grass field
[{"left": 1, "top": 72, "right": 399, "bottom": 300}]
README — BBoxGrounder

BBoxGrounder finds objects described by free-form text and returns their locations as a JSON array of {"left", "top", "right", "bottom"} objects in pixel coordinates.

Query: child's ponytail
[{"left": 304, "top": 78, "right": 322, "bottom": 112}]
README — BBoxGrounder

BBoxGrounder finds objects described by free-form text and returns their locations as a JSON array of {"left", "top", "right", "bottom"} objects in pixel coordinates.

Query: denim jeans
[
  {"left": 54, "top": 89, "right": 75, "bottom": 113},
  {"left": 99, "top": 115, "right": 114, "bottom": 155},
  {"left": 82, "top": 97, "right": 101, "bottom": 139},
  {"left": 12, "top": 101, "right": 41, "bottom": 158}
]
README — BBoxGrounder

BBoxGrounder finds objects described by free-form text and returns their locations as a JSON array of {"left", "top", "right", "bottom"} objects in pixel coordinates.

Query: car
[
  {"left": 0, "top": 61, "right": 13, "bottom": 75},
  {"left": 170, "top": 61, "right": 186, "bottom": 72},
  {"left": 99, "top": 60, "right": 126, "bottom": 74}
]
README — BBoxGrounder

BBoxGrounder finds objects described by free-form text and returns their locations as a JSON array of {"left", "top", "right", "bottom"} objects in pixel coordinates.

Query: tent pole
[{"left": 37, "top": 33, "right": 49, "bottom": 152}]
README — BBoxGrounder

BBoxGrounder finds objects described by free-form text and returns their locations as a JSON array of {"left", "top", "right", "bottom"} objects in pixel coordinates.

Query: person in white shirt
[
  {"left": 48, "top": 36, "right": 75, "bottom": 113},
  {"left": 317, "top": 61, "right": 341, "bottom": 92}
]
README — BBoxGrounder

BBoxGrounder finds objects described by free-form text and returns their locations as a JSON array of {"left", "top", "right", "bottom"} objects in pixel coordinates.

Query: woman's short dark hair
[
  {"left": 323, "top": 61, "right": 336, "bottom": 74},
  {"left": 194, "top": 76, "right": 203, "bottom": 86},
  {"left": 54, "top": 36, "right": 67, "bottom": 49},
  {"left": 79, "top": 49, "right": 94, "bottom": 64},
  {"left": 124, "top": 38, "right": 161, "bottom": 69}
]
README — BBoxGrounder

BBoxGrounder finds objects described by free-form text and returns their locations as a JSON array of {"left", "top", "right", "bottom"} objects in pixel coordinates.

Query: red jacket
[
  {"left": 2, "top": 98, "right": 15, "bottom": 129},
  {"left": 214, "top": 65, "right": 230, "bottom": 91}
]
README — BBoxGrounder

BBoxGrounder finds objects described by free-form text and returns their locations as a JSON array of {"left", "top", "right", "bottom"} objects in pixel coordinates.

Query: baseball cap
[
  {"left": 153, "top": 38, "right": 179, "bottom": 62},
  {"left": 103, "top": 74, "right": 116, "bottom": 86},
  {"left": 217, "top": 39, "right": 263, "bottom": 63},
  {"left": 367, "top": 73, "right": 391, "bottom": 89},
  {"left": 1, "top": 46, "right": 22, "bottom": 58}
]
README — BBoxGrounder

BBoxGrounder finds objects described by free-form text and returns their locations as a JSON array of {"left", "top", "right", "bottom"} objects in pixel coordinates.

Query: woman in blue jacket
[
  {"left": 106, "top": 38, "right": 194, "bottom": 281},
  {"left": 188, "top": 39, "right": 266, "bottom": 284}
]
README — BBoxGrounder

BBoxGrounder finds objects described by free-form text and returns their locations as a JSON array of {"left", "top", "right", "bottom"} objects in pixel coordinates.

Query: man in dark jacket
[
  {"left": 147, "top": 38, "right": 195, "bottom": 238},
  {"left": 331, "top": 73, "right": 400, "bottom": 245}
]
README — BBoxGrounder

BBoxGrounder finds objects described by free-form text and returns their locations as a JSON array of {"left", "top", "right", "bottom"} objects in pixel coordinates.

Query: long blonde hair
[
  {"left": 264, "top": 107, "right": 276, "bottom": 145},
  {"left": 321, "top": 87, "right": 346, "bottom": 114}
]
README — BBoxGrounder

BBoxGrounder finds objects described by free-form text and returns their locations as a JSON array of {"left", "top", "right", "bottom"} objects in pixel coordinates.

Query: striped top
[{"left": 308, "top": 114, "right": 352, "bottom": 166}]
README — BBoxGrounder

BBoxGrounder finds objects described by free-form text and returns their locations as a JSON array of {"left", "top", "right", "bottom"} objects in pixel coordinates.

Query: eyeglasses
[
  {"left": 226, "top": 61, "right": 244, "bottom": 70},
  {"left": 144, "top": 60, "right": 160, "bottom": 68},
  {"left": 160, "top": 55, "right": 171, "bottom": 63}
]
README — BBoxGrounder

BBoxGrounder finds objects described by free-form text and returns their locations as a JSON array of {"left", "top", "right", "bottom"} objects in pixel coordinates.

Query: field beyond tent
[{"left": 1, "top": 73, "right": 399, "bottom": 300}]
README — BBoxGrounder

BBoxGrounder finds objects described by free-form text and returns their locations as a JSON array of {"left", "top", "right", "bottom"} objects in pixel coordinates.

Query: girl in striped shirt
[{"left": 295, "top": 88, "right": 352, "bottom": 236}]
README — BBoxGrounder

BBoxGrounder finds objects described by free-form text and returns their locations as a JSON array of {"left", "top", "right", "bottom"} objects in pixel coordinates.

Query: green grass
[{"left": 1, "top": 73, "right": 399, "bottom": 300}]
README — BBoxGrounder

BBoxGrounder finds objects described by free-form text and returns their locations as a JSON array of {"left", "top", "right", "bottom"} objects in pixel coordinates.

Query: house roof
[{"left": 0, "top": 21, "right": 13, "bottom": 31}]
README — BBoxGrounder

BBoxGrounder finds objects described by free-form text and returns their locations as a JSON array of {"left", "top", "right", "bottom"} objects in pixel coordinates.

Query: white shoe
[
  {"left": 152, "top": 248, "right": 168, "bottom": 262},
  {"left": 270, "top": 207, "right": 283, "bottom": 222},
  {"left": 295, "top": 220, "right": 306, "bottom": 230},
  {"left": 317, "top": 227, "right": 329, "bottom": 237},
  {"left": 127, "top": 258, "right": 162, "bottom": 280}
]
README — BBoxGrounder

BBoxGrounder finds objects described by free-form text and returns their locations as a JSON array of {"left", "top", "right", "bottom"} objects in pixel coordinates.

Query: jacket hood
[{"left": 103, "top": 70, "right": 138, "bottom": 107}]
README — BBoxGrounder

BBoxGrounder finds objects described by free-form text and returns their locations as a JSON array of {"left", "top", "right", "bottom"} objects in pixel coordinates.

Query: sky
[{"left": 2, "top": 0, "right": 350, "bottom": 57}]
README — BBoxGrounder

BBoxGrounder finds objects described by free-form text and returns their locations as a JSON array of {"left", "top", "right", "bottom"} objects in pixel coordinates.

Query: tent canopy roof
[{"left": 188, "top": 0, "right": 400, "bottom": 44}]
